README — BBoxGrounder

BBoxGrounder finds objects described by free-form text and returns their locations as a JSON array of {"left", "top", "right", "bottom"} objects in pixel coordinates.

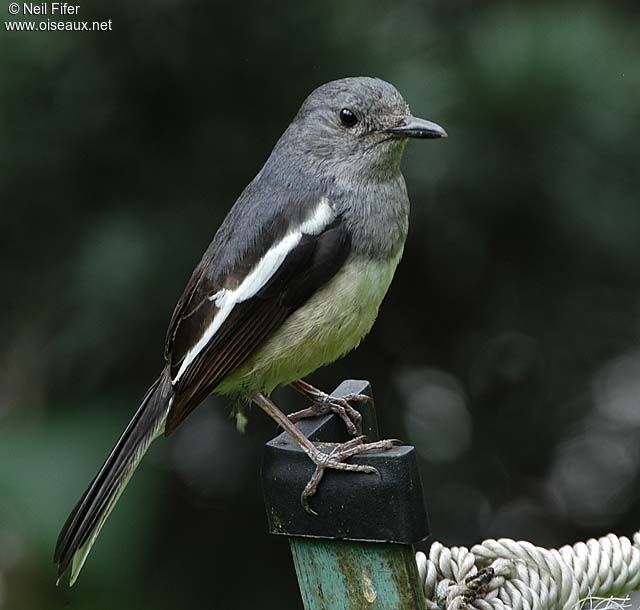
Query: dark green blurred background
[{"left": 2, "top": 1, "right": 640, "bottom": 608}]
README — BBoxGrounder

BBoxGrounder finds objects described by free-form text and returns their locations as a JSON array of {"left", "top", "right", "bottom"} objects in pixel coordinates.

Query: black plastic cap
[{"left": 261, "top": 380, "right": 430, "bottom": 544}]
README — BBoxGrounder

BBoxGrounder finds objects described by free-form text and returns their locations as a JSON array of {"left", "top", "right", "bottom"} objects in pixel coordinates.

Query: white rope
[{"left": 416, "top": 532, "right": 640, "bottom": 610}]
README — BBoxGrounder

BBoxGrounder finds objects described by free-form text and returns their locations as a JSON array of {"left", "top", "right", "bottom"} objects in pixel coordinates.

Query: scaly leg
[
  {"left": 253, "top": 392, "right": 399, "bottom": 515},
  {"left": 288, "top": 379, "right": 371, "bottom": 436}
]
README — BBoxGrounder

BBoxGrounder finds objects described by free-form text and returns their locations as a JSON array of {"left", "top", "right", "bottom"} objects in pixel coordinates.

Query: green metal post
[
  {"left": 290, "top": 538, "right": 425, "bottom": 610},
  {"left": 262, "top": 380, "right": 429, "bottom": 610}
]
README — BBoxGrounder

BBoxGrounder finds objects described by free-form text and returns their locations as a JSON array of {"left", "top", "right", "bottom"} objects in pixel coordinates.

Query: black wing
[{"left": 163, "top": 214, "right": 351, "bottom": 434}]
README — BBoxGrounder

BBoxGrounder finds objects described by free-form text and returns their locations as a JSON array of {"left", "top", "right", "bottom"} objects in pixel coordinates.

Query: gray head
[{"left": 278, "top": 77, "right": 446, "bottom": 176}]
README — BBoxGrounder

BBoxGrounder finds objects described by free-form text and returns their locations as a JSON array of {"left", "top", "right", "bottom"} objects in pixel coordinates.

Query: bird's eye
[{"left": 339, "top": 108, "right": 358, "bottom": 128}]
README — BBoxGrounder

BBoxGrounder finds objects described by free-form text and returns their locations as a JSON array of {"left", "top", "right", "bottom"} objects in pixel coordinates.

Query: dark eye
[{"left": 339, "top": 108, "right": 358, "bottom": 128}]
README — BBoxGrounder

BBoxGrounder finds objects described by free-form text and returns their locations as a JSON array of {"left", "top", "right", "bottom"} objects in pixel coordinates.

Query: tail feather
[{"left": 54, "top": 369, "right": 173, "bottom": 586}]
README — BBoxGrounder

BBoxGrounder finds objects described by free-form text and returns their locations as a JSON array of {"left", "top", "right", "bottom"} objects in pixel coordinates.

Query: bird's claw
[
  {"left": 301, "top": 436, "right": 401, "bottom": 515},
  {"left": 289, "top": 391, "right": 370, "bottom": 436}
]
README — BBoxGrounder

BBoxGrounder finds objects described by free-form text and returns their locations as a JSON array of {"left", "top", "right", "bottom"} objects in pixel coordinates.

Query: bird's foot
[
  {"left": 289, "top": 383, "right": 370, "bottom": 436},
  {"left": 301, "top": 435, "right": 400, "bottom": 515}
]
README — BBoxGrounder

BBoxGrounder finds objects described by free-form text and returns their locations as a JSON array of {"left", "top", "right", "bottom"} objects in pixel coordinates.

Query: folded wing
[{"left": 164, "top": 196, "right": 351, "bottom": 434}]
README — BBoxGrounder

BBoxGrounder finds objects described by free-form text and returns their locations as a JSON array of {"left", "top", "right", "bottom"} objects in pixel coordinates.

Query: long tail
[{"left": 54, "top": 368, "right": 173, "bottom": 586}]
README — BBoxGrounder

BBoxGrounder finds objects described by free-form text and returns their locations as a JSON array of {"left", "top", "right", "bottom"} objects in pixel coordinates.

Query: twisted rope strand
[{"left": 417, "top": 531, "right": 640, "bottom": 610}]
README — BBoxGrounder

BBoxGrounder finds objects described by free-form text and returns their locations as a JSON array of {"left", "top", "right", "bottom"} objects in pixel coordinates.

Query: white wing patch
[
  {"left": 299, "top": 198, "right": 334, "bottom": 235},
  {"left": 171, "top": 198, "right": 335, "bottom": 384}
]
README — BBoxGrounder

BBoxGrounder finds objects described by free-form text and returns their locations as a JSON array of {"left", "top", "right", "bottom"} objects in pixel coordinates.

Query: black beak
[{"left": 386, "top": 116, "right": 448, "bottom": 139}]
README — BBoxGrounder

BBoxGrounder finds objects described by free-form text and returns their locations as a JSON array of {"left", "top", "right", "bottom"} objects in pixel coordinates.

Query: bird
[{"left": 53, "top": 76, "right": 447, "bottom": 586}]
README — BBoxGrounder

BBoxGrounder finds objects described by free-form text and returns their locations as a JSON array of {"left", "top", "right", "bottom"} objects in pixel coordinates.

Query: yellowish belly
[{"left": 215, "top": 252, "right": 402, "bottom": 396}]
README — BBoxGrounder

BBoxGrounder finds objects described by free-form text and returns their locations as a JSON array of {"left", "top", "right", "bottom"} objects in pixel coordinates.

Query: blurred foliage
[{"left": 2, "top": 1, "right": 640, "bottom": 608}]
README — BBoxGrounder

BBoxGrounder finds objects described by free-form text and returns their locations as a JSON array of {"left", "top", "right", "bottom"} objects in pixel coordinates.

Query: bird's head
[{"left": 284, "top": 76, "right": 447, "bottom": 175}]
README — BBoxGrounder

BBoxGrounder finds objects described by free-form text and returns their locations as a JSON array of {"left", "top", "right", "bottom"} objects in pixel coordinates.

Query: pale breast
[{"left": 216, "top": 251, "right": 403, "bottom": 396}]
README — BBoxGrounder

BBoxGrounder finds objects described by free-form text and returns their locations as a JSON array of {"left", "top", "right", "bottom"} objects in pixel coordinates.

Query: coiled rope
[{"left": 416, "top": 532, "right": 640, "bottom": 610}]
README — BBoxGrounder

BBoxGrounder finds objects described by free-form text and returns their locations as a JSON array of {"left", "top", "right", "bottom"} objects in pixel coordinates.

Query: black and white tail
[{"left": 54, "top": 368, "right": 174, "bottom": 586}]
